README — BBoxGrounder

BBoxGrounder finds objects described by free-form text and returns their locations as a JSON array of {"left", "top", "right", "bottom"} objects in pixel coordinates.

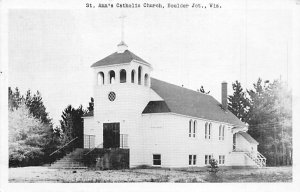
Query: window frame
[
  {"left": 97, "top": 72, "right": 105, "bottom": 86},
  {"left": 189, "top": 120, "right": 192, "bottom": 137},
  {"left": 219, "top": 125, "right": 225, "bottom": 140},
  {"left": 153, "top": 154, "right": 161, "bottom": 166},
  {"left": 193, "top": 120, "right": 197, "bottom": 138},
  {"left": 120, "top": 69, "right": 127, "bottom": 83},
  {"left": 219, "top": 155, "right": 225, "bottom": 165},
  {"left": 205, "top": 155, "right": 212, "bottom": 165},
  {"left": 189, "top": 154, "right": 197, "bottom": 165}
]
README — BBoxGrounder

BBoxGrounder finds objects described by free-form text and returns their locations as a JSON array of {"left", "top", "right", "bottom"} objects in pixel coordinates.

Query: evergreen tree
[
  {"left": 8, "top": 87, "right": 23, "bottom": 110},
  {"left": 87, "top": 97, "right": 94, "bottom": 114},
  {"left": 25, "top": 90, "right": 51, "bottom": 124},
  {"left": 8, "top": 87, "right": 62, "bottom": 165},
  {"left": 60, "top": 105, "right": 85, "bottom": 148},
  {"left": 247, "top": 78, "right": 292, "bottom": 166},
  {"left": 228, "top": 80, "right": 250, "bottom": 123}
]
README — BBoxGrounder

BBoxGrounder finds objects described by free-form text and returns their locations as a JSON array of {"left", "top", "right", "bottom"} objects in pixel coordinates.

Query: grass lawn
[{"left": 9, "top": 166, "right": 292, "bottom": 183}]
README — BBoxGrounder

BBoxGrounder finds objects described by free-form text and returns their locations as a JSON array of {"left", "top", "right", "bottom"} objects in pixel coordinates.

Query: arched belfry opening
[
  {"left": 138, "top": 66, "right": 142, "bottom": 85},
  {"left": 144, "top": 73, "right": 149, "bottom": 86},
  {"left": 109, "top": 70, "right": 115, "bottom": 84},
  {"left": 131, "top": 70, "right": 135, "bottom": 83},
  {"left": 120, "top": 69, "right": 126, "bottom": 83},
  {"left": 97, "top": 72, "right": 104, "bottom": 85}
]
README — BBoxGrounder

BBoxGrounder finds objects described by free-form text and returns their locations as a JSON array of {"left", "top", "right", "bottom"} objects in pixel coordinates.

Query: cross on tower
[{"left": 119, "top": 14, "right": 126, "bottom": 42}]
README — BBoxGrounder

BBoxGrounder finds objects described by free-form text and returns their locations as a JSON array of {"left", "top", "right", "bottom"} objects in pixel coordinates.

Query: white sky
[{"left": 6, "top": 0, "right": 294, "bottom": 125}]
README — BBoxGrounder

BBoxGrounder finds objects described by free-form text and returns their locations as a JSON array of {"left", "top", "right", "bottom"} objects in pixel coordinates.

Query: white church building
[{"left": 82, "top": 41, "right": 266, "bottom": 168}]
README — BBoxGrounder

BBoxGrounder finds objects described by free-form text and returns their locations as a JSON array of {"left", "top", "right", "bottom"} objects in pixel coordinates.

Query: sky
[{"left": 6, "top": 0, "right": 294, "bottom": 125}]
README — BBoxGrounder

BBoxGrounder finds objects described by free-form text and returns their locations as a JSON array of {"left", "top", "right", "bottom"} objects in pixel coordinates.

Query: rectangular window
[
  {"left": 219, "top": 155, "right": 225, "bottom": 165},
  {"left": 153, "top": 154, "right": 161, "bottom": 166},
  {"left": 193, "top": 155, "right": 197, "bottom": 165},
  {"left": 189, "top": 155, "right": 192, "bottom": 165},
  {"left": 205, "top": 155, "right": 212, "bottom": 165},
  {"left": 189, "top": 155, "right": 197, "bottom": 165}
]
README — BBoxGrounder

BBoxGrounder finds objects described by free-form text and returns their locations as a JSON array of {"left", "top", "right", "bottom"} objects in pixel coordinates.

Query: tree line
[
  {"left": 8, "top": 87, "right": 94, "bottom": 166},
  {"left": 228, "top": 79, "right": 292, "bottom": 166}
]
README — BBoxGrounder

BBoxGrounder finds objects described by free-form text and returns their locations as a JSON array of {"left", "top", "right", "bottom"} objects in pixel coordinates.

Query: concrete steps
[{"left": 50, "top": 148, "right": 88, "bottom": 169}]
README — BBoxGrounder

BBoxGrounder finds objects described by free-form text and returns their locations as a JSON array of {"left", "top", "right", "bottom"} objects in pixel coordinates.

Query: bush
[{"left": 208, "top": 158, "right": 219, "bottom": 173}]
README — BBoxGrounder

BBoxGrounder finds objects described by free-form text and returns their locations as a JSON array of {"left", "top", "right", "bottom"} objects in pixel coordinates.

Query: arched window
[
  {"left": 189, "top": 120, "right": 192, "bottom": 137},
  {"left": 208, "top": 123, "right": 212, "bottom": 139},
  {"left": 219, "top": 125, "right": 222, "bottom": 140},
  {"left": 205, "top": 122, "right": 208, "bottom": 139},
  {"left": 108, "top": 70, "right": 115, "bottom": 84},
  {"left": 120, "top": 69, "right": 126, "bottom": 83},
  {"left": 205, "top": 122, "right": 211, "bottom": 139},
  {"left": 144, "top": 73, "right": 149, "bottom": 86},
  {"left": 193, "top": 120, "right": 197, "bottom": 138},
  {"left": 131, "top": 70, "right": 135, "bottom": 83},
  {"left": 97, "top": 72, "right": 104, "bottom": 85},
  {"left": 138, "top": 66, "right": 142, "bottom": 85}
]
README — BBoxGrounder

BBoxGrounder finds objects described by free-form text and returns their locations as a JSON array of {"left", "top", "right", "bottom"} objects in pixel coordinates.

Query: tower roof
[{"left": 91, "top": 49, "right": 150, "bottom": 68}]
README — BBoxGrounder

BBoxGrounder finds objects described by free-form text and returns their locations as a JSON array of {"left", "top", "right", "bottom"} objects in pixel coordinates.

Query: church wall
[
  {"left": 141, "top": 113, "right": 245, "bottom": 167},
  {"left": 83, "top": 117, "right": 96, "bottom": 136}
]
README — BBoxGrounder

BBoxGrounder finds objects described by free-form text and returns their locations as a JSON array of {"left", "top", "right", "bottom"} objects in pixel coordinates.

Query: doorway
[{"left": 103, "top": 123, "right": 120, "bottom": 148}]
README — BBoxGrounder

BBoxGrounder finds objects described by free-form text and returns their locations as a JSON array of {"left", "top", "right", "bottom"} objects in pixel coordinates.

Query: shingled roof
[
  {"left": 91, "top": 50, "right": 150, "bottom": 68},
  {"left": 143, "top": 78, "right": 246, "bottom": 127}
]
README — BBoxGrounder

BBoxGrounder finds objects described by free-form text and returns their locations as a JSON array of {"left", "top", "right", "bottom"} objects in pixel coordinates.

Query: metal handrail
[
  {"left": 84, "top": 143, "right": 103, "bottom": 156},
  {"left": 49, "top": 137, "right": 78, "bottom": 156}
]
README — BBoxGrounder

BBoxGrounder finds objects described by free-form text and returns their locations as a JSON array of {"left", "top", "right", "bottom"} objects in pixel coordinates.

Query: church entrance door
[{"left": 103, "top": 123, "right": 120, "bottom": 148}]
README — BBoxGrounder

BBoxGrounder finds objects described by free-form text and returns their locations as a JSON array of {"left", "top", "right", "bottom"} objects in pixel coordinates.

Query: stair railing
[
  {"left": 84, "top": 143, "right": 103, "bottom": 156},
  {"left": 245, "top": 151, "right": 266, "bottom": 167},
  {"left": 49, "top": 137, "right": 78, "bottom": 156}
]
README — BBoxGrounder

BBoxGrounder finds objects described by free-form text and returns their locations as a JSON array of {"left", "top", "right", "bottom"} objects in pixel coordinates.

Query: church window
[
  {"left": 193, "top": 120, "right": 197, "bottom": 137},
  {"left": 108, "top": 91, "right": 116, "bottom": 101},
  {"left": 97, "top": 72, "right": 104, "bottom": 85},
  {"left": 120, "top": 69, "right": 126, "bottom": 83},
  {"left": 144, "top": 73, "right": 149, "bottom": 86},
  {"left": 131, "top": 70, "right": 135, "bottom": 83},
  {"left": 205, "top": 155, "right": 212, "bottom": 165},
  {"left": 153, "top": 154, "right": 161, "bottom": 166},
  {"left": 219, "top": 125, "right": 225, "bottom": 140},
  {"left": 189, "top": 119, "right": 192, "bottom": 137},
  {"left": 108, "top": 70, "right": 115, "bottom": 84},
  {"left": 138, "top": 66, "right": 142, "bottom": 85},
  {"left": 219, "top": 155, "right": 225, "bottom": 165},
  {"left": 205, "top": 122, "right": 211, "bottom": 139},
  {"left": 189, "top": 155, "right": 197, "bottom": 165}
]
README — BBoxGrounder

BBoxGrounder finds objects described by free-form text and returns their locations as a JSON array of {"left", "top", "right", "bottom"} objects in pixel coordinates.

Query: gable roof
[
  {"left": 143, "top": 78, "right": 246, "bottom": 127},
  {"left": 91, "top": 50, "right": 150, "bottom": 68},
  {"left": 238, "top": 132, "right": 259, "bottom": 144},
  {"left": 142, "top": 101, "right": 171, "bottom": 113}
]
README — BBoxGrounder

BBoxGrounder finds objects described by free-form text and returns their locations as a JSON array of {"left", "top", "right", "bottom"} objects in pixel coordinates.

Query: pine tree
[
  {"left": 87, "top": 97, "right": 94, "bottom": 114},
  {"left": 247, "top": 78, "right": 292, "bottom": 166},
  {"left": 60, "top": 105, "right": 85, "bottom": 149},
  {"left": 228, "top": 80, "right": 250, "bottom": 123}
]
